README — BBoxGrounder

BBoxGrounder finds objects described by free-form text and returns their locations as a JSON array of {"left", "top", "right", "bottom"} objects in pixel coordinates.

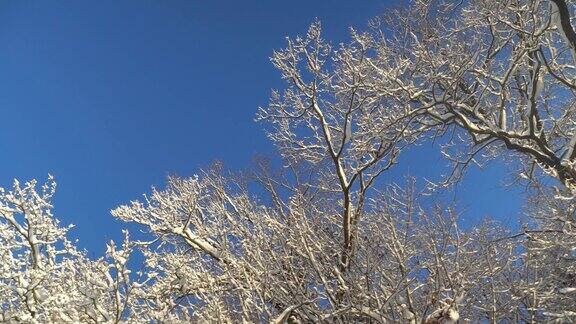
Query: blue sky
[{"left": 0, "top": 1, "right": 523, "bottom": 256}]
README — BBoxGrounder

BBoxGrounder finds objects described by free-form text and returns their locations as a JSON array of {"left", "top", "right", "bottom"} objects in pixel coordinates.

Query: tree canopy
[{"left": 2, "top": 0, "right": 576, "bottom": 322}]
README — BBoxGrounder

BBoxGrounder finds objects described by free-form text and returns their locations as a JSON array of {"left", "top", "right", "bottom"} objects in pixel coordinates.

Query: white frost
[{"left": 559, "top": 287, "right": 576, "bottom": 294}]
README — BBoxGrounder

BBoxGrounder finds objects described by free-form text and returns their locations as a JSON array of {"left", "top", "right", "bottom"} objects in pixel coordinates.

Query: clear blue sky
[{"left": 0, "top": 1, "right": 523, "bottom": 256}]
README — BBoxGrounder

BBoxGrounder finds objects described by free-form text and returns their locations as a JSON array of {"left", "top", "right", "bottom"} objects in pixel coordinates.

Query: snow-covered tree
[
  {"left": 340, "top": 0, "right": 576, "bottom": 194},
  {"left": 3, "top": 0, "right": 576, "bottom": 322},
  {"left": 0, "top": 177, "right": 144, "bottom": 323},
  {"left": 111, "top": 167, "right": 523, "bottom": 322}
]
